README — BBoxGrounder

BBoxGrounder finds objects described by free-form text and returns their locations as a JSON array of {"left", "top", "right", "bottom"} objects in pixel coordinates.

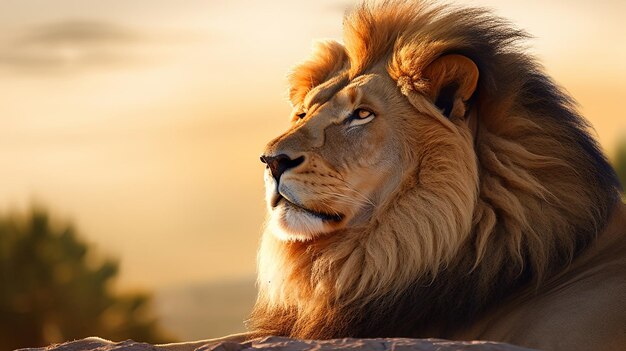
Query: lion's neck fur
[{"left": 249, "top": 1, "right": 622, "bottom": 339}]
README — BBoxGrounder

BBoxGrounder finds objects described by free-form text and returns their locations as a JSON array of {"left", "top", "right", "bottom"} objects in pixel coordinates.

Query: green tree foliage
[{"left": 0, "top": 208, "right": 175, "bottom": 349}]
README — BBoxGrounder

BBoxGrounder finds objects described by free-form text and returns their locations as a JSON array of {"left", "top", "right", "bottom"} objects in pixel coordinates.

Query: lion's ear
[{"left": 422, "top": 54, "right": 479, "bottom": 120}]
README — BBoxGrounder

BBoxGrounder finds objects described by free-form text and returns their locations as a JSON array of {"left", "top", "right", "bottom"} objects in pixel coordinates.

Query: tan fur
[{"left": 251, "top": 2, "right": 625, "bottom": 350}]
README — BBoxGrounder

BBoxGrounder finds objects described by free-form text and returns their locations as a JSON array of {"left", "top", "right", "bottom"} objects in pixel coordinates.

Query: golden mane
[{"left": 250, "top": 0, "right": 622, "bottom": 341}]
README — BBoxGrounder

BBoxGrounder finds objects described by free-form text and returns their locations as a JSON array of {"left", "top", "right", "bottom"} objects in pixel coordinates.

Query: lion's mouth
[{"left": 274, "top": 195, "right": 343, "bottom": 222}]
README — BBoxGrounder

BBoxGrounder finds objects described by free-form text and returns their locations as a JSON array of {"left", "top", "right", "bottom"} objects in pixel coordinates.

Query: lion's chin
[{"left": 269, "top": 198, "right": 343, "bottom": 242}]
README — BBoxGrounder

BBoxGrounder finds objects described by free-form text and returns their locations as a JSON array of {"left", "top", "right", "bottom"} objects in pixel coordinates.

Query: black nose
[{"left": 260, "top": 154, "right": 305, "bottom": 182}]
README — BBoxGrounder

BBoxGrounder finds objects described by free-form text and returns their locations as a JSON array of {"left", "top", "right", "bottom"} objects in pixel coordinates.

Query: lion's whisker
[{"left": 338, "top": 185, "right": 375, "bottom": 207}]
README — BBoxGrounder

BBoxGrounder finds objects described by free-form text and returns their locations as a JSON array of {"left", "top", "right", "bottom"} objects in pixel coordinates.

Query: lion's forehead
[
  {"left": 302, "top": 72, "right": 349, "bottom": 110},
  {"left": 302, "top": 73, "right": 382, "bottom": 114}
]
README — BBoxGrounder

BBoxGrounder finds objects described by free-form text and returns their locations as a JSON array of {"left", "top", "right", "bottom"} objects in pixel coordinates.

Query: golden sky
[{"left": 0, "top": 0, "right": 624, "bottom": 290}]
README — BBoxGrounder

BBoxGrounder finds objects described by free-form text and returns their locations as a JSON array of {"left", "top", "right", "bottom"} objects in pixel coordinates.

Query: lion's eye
[
  {"left": 357, "top": 109, "right": 372, "bottom": 119},
  {"left": 296, "top": 112, "right": 306, "bottom": 119},
  {"left": 347, "top": 108, "right": 375, "bottom": 127}
]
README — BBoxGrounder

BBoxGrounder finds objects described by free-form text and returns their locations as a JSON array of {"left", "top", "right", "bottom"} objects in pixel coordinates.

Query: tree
[{"left": 0, "top": 208, "right": 175, "bottom": 349}]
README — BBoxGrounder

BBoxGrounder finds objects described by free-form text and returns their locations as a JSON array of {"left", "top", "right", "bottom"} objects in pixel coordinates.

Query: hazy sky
[{"left": 1, "top": 0, "right": 624, "bottom": 290}]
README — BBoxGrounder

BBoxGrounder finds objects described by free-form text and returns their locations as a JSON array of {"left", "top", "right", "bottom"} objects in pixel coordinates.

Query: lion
[
  {"left": 247, "top": 1, "right": 626, "bottom": 351},
  {"left": 57, "top": 2, "right": 624, "bottom": 351}
]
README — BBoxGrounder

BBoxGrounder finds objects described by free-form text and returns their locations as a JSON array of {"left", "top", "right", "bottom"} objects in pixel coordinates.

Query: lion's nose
[{"left": 260, "top": 154, "right": 305, "bottom": 182}]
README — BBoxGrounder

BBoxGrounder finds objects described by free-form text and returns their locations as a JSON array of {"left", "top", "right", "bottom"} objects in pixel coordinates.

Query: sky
[{"left": 0, "top": 0, "right": 624, "bottom": 290}]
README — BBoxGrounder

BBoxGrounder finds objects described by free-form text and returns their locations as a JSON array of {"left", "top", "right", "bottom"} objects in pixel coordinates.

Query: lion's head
[
  {"left": 250, "top": 1, "right": 622, "bottom": 340},
  {"left": 261, "top": 45, "right": 477, "bottom": 247}
]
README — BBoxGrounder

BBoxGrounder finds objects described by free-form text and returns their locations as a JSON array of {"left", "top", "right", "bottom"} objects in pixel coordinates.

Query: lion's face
[
  {"left": 262, "top": 69, "right": 411, "bottom": 241},
  {"left": 262, "top": 56, "right": 480, "bottom": 242}
]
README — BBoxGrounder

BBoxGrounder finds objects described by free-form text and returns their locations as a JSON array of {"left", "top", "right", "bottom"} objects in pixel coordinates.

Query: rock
[
  {"left": 16, "top": 336, "right": 538, "bottom": 351},
  {"left": 16, "top": 338, "right": 156, "bottom": 351}
]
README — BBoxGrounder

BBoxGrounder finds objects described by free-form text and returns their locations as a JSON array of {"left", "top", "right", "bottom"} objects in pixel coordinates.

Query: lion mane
[{"left": 249, "top": 1, "right": 624, "bottom": 348}]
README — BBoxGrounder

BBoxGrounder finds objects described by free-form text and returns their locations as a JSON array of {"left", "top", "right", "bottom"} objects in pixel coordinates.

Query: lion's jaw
[{"left": 264, "top": 153, "right": 395, "bottom": 242}]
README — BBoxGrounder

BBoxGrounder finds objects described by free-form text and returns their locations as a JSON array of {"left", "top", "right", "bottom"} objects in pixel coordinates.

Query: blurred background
[{"left": 0, "top": 0, "right": 624, "bottom": 349}]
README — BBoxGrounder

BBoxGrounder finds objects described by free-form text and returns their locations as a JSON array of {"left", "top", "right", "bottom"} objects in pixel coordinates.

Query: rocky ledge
[{"left": 17, "top": 336, "right": 538, "bottom": 351}]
